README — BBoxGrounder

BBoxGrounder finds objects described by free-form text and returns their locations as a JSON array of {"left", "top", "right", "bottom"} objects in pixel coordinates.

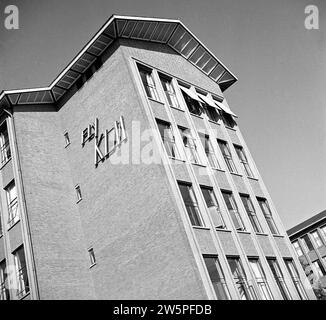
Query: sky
[{"left": 0, "top": 0, "right": 325, "bottom": 229}]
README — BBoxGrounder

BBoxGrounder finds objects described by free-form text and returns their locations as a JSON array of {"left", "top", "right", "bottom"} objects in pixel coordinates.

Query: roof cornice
[{"left": 0, "top": 14, "right": 237, "bottom": 109}]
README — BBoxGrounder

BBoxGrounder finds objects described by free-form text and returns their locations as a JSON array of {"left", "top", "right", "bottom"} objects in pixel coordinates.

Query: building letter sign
[{"left": 81, "top": 116, "right": 127, "bottom": 167}]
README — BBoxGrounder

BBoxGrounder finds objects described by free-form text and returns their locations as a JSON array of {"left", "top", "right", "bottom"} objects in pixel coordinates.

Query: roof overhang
[{"left": 0, "top": 14, "right": 238, "bottom": 110}]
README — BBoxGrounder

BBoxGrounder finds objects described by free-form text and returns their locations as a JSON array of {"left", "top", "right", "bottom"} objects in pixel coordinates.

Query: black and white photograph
[{"left": 0, "top": 0, "right": 325, "bottom": 308}]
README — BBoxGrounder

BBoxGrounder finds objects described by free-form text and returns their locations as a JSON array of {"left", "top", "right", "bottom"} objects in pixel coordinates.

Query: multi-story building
[
  {"left": 0, "top": 15, "right": 315, "bottom": 300},
  {"left": 288, "top": 210, "right": 326, "bottom": 293}
]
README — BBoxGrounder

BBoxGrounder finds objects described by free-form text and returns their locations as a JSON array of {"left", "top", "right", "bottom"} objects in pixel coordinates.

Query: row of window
[
  {"left": 293, "top": 226, "right": 326, "bottom": 256},
  {"left": 156, "top": 119, "right": 255, "bottom": 178},
  {"left": 138, "top": 64, "right": 236, "bottom": 129},
  {"left": 0, "top": 180, "right": 19, "bottom": 237},
  {"left": 204, "top": 255, "right": 307, "bottom": 300},
  {"left": 178, "top": 181, "right": 279, "bottom": 235},
  {"left": 0, "top": 246, "right": 29, "bottom": 300}
]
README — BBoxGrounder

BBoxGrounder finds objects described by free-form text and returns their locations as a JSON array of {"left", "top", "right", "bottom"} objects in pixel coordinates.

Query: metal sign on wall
[{"left": 81, "top": 116, "right": 127, "bottom": 167}]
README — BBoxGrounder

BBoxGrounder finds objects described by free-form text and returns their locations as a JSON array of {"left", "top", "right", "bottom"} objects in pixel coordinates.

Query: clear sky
[{"left": 0, "top": 0, "right": 325, "bottom": 229}]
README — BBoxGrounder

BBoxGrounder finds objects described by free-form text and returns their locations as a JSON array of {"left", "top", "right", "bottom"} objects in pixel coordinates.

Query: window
[
  {"left": 301, "top": 234, "right": 314, "bottom": 253},
  {"left": 311, "top": 231, "right": 323, "bottom": 248},
  {"left": 222, "top": 192, "right": 245, "bottom": 231},
  {"left": 257, "top": 198, "right": 279, "bottom": 235},
  {"left": 180, "top": 86, "right": 203, "bottom": 116},
  {"left": 160, "top": 76, "right": 180, "bottom": 109},
  {"left": 217, "top": 140, "right": 237, "bottom": 173},
  {"left": 179, "top": 127, "right": 200, "bottom": 164},
  {"left": 0, "top": 124, "right": 11, "bottom": 167},
  {"left": 156, "top": 120, "right": 179, "bottom": 159},
  {"left": 240, "top": 195, "right": 263, "bottom": 233},
  {"left": 0, "top": 260, "right": 9, "bottom": 300},
  {"left": 178, "top": 182, "right": 203, "bottom": 227},
  {"left": 312, "top": 260, "right": 326, "bottom": 277},
  {"left": 88, "top": 248, "right": 96, "bottom": 267},
  {"left": 64, "top": 132, "right": 70, "bottom": 147},
  {"left": 200, "top": 186, "right": 225, "bottom": 228},
  {"left": 138, "top": 66, "right": 159, "bottom": 101},
  {"left": 267, "top": 258, "right": 291, "bottom": 300},
  {"left": 6, "top": 181, "right": 19, "bottom": 227},
  {"left": 284, "top": 259, "right": 307, "bottom": 300},
  {"left": 75, "top": 185, "right": 82, "bottom": 203},
  {"left": 292, "top": 241, "right": 303, "bottom": 257},
  {"left": 204, "top": 104, "right": 219, "bottom": 122},
  {"left": 248, "top": 258, "right": 273, "bottom": 300},
  {"left": 199, "top": 134, "right": 220, "bottom": 169},
  {"left": 320, "top": 225, "right": 326, "bottom": 242},
  {"left": 221, "top": 112, "right": 236, "bottom": 128},
  {"left": 203, "top": 256, "right": 230, "bottom": 300},
  {"left": 234, "top": 145, "right": 254, "bottom": 178},
  {"left": 13, "top": 246, "right": 29, "bottom": 298},
  {"left": 227, "top": 257, "right": 252, "bottom": 300}
]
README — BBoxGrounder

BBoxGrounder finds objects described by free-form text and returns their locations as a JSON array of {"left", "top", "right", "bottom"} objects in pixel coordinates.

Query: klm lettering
[{"left": 81, "top": 116, "right": 127, "bottom": 167}]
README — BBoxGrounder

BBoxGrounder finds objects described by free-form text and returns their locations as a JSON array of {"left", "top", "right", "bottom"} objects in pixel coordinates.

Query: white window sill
[
  {"left": 215, "top": 228, "right": 232, "bottom": 233},
  {"left": 255, "top": 232, "right": 269, "bottom": 237},
  {"left": 170, "top": 106, "right": 184, "bottom": 112},
  {"left": 76, "top": 198, "right": 82, "bottom": 204},
  {"left": 64, "top": 142, "right": 71, "bottom": 149},
  {"left": 247, "top": 176, "right": 259, "bottom": 181},
  {"left": 18, "top": 291, "right": 30, "bottom": 300},
  {"left": 192, "top": 226, "right": 210, "bottom": 231},
  {"left": 208, "top": 120, "right": 220, "bottom": 125},
  {"left": 190, "top": 113, "right": 204, "bottom": 119},
  {"left": 169, "top": 157, "right": 186, "bottom": 163},
  {"left": 0, "top": 158, "right": 12, "bottom": 171},
  {"left": 272, "top": 234, "right": 284, "bottom": 238},
  {"left": 230, "top": 172, "right": 243, "bottom": 178},
  {"left": 211, "top": 167, "right": 226, "bottom": 173},
  {"left": 237, "top": 230, "right": 251, "bottom": 235},
  {"left": 225, "top": 126, "right": 237, "bottom": 131},
  {"left": 7, "top": 219, "right": 20, "bottom": 232},
  {"left": 148, "top": 97, "right": 164, "bottom": 105},
  {"left": 191, "top": 162, "right": 206, "bottom": 168},
  {"left": 89, "top": 263, "right": 97, "bottom": 269}
]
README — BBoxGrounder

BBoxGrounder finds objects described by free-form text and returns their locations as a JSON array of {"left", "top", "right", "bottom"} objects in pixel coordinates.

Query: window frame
[
  {"left": 248, "top": 257, "right": 273, "bottom": 300},
  {"left": 5, "top": 181, "right": 19, "bottom": 227},
  {"left": 0, "top": 260, "right": 9, "bottom": 300},
  {"left": 159, "top": 75, "right": 180, "bottom": 110},
  {"left": 267, "top": 258, "right": 291, "bottom": 300},
  {"left": 217, "top": 139, "right": 237, "bottom": 173},
  {"left": 178, "top": 127, "right": 201, "bottom": 164},
  {"left": 178, "top": 182, "right": 204, "bottom": 227},
  {"left": 284, "top": 258, "right": 307, "bottom": 300},
  {"left": 199, "top": 133, "right": 220, "bottom": 169},
  {"left": 138, "top": 65, "right": 160, "bottom": 101},
  {"left": 227, "top": 256, "right": 253, "bottom": 300},
  {"left": 13, "top": 246, "right": 29, "bottom": 299},
  {"left": 200, "top": 186, "right": 225, "bottom": 229},
  {"left": 234, "top": 145, "right": 254, "bottom": 178},
  {"left": 0, "top": 123, "right": 11, "bottom": 168},
  {"left": 156, "top": 119, "right": 180, "bottom": 159},
  {"left": 203, "top": 255, "right": 231, "bottom": 300},
  {"left": 257, "top": 197, "right": 279, "bottom": 235},
  {"left": 311, "top": 230, "right": 323, "bottom": 248},
  {"left": 222, "top": 191, "right": 245, "bottom": 231},
  {"left": 240, "top": 194, "right": 263, "bottom": 233}
]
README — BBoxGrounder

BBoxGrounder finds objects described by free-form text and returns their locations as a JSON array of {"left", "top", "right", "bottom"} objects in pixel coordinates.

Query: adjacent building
[
  {"left": 288, "top": 210, "right": 326, "bottom": 295},
  {"left": 0, "top": 15, "right": 316, "bottom": 300}
]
